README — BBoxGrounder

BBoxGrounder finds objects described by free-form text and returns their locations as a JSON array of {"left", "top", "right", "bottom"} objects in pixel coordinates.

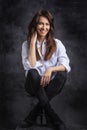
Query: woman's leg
[
  {"left": 44, "top": 71, "right": 67, "bottom": 129},
  {"left": 24, "top": 69, "right": 42, "bottom": 124},
  {"left": 45, "top": 71, "right": 67, "bottom": 100},
  {"left": 25, "top": 69, "right": 41, "bottom": 96}
]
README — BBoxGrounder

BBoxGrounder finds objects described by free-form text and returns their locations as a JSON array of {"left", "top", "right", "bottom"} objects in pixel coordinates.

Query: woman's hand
[
  {"left": 40, "top": 67, "right": 53, "bottom": 87},
  {"left": 30, "top": 31, "right": 37, "bottom": 45}
]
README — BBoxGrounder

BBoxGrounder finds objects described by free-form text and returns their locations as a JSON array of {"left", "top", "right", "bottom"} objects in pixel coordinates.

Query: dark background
[{"left": 0, "top": 0, "right": 87, "bottom": 130}]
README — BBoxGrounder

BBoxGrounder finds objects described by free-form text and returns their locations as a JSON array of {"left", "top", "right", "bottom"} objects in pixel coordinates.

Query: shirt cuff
[
  {"left": 60, "top": 62, "right": 71, "bottom": 73},
  {"left": 57, "top": 61, "right": 71, "bottom": 73},
  {"left": 26, "top": 59, "right": 42, "bottom": 69}
]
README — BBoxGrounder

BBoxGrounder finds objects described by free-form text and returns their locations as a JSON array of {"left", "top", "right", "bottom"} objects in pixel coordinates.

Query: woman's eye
[
  {"left": 38, "top": 22, "right": 50, "bottom": 26},
  {"left": 46, "top": 23, "right": 50, "bottom": 26}
]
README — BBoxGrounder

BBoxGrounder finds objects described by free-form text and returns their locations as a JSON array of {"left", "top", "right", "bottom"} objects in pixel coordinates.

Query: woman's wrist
[{"left": 48, "top": 67, "right": 54, "bottom": 73}]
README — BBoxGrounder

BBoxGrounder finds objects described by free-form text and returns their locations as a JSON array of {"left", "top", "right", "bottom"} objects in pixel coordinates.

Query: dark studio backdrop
[{"left": 0, "top": 0, "right": 87, "bottom": 130}]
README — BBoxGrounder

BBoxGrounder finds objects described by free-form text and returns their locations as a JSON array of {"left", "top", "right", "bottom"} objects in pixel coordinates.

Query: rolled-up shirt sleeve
[
  {"left": 21, "top": 41, "right": 39, "bottom": 71},
  {"left": 21, "top": 41, "right": 31, "bottom": 70},
  {"left": 56, "top": 40, "right": 71, "bottom": 72}
]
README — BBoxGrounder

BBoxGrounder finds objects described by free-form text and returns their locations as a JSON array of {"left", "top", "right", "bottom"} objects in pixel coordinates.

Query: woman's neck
[{"left": 37, "top": 36, "right": 45, "bottom": 44}]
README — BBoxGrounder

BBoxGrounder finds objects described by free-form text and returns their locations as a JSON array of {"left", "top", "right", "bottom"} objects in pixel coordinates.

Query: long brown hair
[{"left": 27, "top": 9, "right": 56, "bottom": 61}]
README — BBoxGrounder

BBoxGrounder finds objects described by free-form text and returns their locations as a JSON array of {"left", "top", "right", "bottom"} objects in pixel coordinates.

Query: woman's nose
[{"left": 42, "top": 24, "right": 46, "bottom": 29}]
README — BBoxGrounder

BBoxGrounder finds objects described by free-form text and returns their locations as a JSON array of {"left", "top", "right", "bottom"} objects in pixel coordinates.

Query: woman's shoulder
[
  {"left": 54, "top": 38, "right": 63, "bottom": 47},
  {"left": 54, "top": 38, "right": 62, "bottom": 44},
  {"left": 54, "top": 38, "right": 65, "bottom": 50}
]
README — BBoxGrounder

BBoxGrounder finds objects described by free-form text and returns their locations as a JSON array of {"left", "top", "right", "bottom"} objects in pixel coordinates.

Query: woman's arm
[
  {"left": 40, "top": 65, "right": 66, "bottom": 87},
  {"left": 50, "top": 65, "right": 66, "bottom": 72},
  {"left": 28, "top": 32, "right": 37, "bottom": 67}
]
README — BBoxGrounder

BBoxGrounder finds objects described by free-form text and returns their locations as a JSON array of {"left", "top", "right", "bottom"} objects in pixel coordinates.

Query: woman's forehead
[{"left": 38, "top": 16, "right": 49, "bottom": 23}]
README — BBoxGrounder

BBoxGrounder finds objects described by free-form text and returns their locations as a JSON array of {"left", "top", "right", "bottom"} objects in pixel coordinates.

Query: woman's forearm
[
  {"left": 28, "top": 32, "right": 37, "bottom": 67},
  {"left": 28, "top": 43, "right": 37, "bottom": 67},
  {"left": 51, "top": 65, "right": 66, "bottom": 73}
]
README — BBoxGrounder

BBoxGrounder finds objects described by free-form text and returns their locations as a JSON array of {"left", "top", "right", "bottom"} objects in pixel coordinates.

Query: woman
[{"left": 21, "top": 9, "right": 71, "bottom": 130}]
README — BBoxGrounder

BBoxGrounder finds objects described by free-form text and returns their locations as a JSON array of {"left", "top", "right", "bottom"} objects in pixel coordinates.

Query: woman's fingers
[
  {"left": 46, "top": 76, "right": 50, "bottom": 85},
  {"left": 40, "top": 76, "right": 50, "bottom": 87},
  {"left": 41, "top": 76, "right": 45, "bottom": 87}
]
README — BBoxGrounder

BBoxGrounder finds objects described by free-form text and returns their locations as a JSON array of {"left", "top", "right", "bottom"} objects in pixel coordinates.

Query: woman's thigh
[
  {"left": 25, "top": 69, "right": 41, "bottom": 96},
  {"left": 45, "top": 71, "right": 67, "bottom": 100}
]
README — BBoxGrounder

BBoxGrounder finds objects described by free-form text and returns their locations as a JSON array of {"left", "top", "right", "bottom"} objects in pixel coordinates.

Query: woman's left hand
[{"left": 40, "top": 67, "right": 52, "bottom": 87}]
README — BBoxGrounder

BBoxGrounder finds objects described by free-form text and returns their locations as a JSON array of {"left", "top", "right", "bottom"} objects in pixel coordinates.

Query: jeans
[
  {"left": 24, "top": 69, "right": 67, "bottom": 128},
  {"left": 25, "top": 69, "right": 67, "bottom": 100}
]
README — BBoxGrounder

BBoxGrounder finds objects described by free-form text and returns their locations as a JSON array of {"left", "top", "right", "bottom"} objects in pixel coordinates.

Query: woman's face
[{"left": 36, "top": 16, "right": 50, "bottom": 38}]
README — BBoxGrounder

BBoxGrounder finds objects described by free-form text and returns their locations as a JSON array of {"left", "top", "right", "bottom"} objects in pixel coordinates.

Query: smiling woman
[
  {"left": 36, "top": 16, "right": 50, "bottom": 38},
  {"left": 19, "top": 9, "right": 71, "bottom": 130}
]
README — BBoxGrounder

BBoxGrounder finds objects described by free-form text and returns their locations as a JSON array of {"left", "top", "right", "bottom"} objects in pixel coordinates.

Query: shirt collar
[{"left": 36, "top": 39, "right": 46, "bottom": 48}]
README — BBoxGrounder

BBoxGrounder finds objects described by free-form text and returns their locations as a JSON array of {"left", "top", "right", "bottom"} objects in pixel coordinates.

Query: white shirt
[{"left": 21, "top": 38, "right": 71, "bottom": 79}]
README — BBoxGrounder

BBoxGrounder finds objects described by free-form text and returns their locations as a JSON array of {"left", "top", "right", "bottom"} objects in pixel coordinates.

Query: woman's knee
[
  {"left": 27, "top": 69, "right": 40, "bottom": 81},
  {"left": 56, "top": 71, "right": 67, "bottom": 81}
]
